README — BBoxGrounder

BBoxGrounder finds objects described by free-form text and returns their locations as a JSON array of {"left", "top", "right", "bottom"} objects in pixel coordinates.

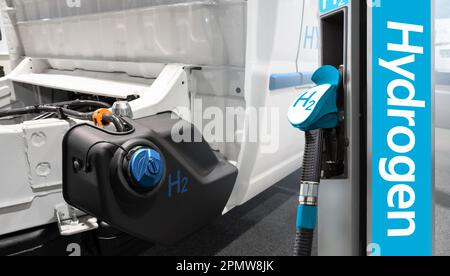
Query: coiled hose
[{"left": 294, "top": 129, "right": 323, "bottom": 256}]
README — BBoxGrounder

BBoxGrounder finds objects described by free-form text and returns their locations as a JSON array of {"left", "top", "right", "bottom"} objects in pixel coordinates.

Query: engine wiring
[{"left": 0, "top": 100, "right": 130, "bottom": 133}]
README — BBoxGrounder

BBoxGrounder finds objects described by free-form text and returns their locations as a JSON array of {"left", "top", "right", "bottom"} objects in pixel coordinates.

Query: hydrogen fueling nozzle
[
  {"left": 288, "top": 65, "right": 342, "bottom": 256},
  {"left": 288, "top": 65, "right": 341, "bottom": 132}
]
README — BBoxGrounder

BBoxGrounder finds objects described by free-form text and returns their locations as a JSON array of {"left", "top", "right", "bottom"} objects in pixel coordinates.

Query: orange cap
[{"left": 92, "top": 108, "right": 113, "bottom": 127}]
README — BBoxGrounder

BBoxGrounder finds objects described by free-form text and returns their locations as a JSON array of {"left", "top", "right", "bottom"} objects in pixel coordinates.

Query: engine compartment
[{"left": 0, "top": 54, "right": 246, "bottom": 236}]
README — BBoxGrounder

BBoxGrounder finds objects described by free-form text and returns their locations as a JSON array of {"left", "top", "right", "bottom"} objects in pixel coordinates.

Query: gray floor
[
  {"left": 143, "top": 172, "right": 303, "bottom": 256},
  {"left": 435, "top": 128, "right": 450, "bottom": 256},
  {"left": 143, "top": 128, "right": 450, "bottom": 256}
]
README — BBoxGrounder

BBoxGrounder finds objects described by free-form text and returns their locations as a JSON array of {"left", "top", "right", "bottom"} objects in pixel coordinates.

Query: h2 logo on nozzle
[{"left": 294, "top": 91, "right": 318, "bottom": 111}]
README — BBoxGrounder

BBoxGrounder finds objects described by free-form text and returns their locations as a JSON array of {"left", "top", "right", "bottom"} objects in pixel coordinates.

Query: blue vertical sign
[
  {"left": 372, "top": 0, "right": 433, "bottom": 256},
  {"left": 319, "top": 0, "right": 349, "bottom": 14}
]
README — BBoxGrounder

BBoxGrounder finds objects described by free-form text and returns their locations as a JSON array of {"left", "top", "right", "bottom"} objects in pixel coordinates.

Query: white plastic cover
[
  {"left": 14, "top": 0, "right": 246, "bottom": 66},
  {"left": 14, "top": 0, "right": 200, "bottom": 21}
]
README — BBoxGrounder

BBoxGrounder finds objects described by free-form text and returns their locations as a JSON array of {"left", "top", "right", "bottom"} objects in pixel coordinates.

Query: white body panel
[
  {"left": 0, "top": 119, "right": 67, "bottom": 235},
  {"left": 0, "top": 0, "right": 319, "bottom": 236},
  {"left": 226, "top": 0, "right": 319, "bottom": 209},
  {"left": 15, "top": 1, "right": 246, "bottom": 67}
]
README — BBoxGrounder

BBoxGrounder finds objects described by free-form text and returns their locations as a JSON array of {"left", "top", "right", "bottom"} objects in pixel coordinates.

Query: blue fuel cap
[{"left": 128, "top": 148, "right": 164, "bottom": 189}]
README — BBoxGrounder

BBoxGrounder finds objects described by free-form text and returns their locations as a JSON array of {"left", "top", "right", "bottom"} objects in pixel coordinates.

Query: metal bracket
[{"left": 55, "top": 204, "right": 99, "bottom": 236}]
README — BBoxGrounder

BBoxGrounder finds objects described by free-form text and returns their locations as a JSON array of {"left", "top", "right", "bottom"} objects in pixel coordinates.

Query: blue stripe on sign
[
  {"left": 296, "top": 205, "right": 317, "bottom": 230},
  {"left": 372, "top": 0, "right": 432, "bottom": 256},
  {"left": 319, "top": 0, "right": 349, "bottom": 15}
]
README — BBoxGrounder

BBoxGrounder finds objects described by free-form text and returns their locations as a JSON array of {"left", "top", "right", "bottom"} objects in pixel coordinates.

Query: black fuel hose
[
  {"left": 54, "top": 99, "right": 111, "bottom": 109},
  {"left": 294, "top": 129, "right": 323, "bottom": 256},
  {"left": 0, "top": 103, "right": 128, "bottom": 133},
  {"left": 301, "top": 130, "right": 323, "bottom": 182},
  {"left": 0, "top": 105, "right": 93, "bottom": 120},
  {"left": 0, "top": 99, "right": 111, "bottom": 119},
  {"left": 102, "top": 114, "right": 126, "bottom": 133},
  {"left": 294, "top": 228, "right": 315, "bottom": 256}
]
